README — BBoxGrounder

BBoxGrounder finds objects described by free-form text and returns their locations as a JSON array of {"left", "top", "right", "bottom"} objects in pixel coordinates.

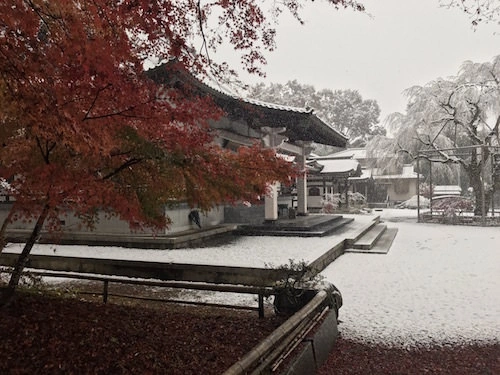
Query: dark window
[{"left": 309, "top": 186, "right": 321, "bottom": 196}]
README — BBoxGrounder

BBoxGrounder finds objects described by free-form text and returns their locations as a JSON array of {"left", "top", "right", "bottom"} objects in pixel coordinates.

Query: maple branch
[
  {"left": 110, "top": 150, "right": 134, "bottom": 158},
  {"left": 24, "top": 0, "right": 51, "bottom": 35},
  {"left": 35, "top": 137, "right": 56, "bottom": 164},
  {"left": 90, "top": 0, "right": 116, "bottom": 36},
  {"left": 85, "top": 109, "right": 151, "bottom": 121},
  {"left": 196, "top": 0, "right": 212, "bottom": 66},
  {"left": 462, "top": 99, "right": 483, "bottom": 144},
  {"left": 396, "top": 143, "right": 415, "bottom": 160},
  {"left": 102, "top": 158, "right": 144, "bottom": 180},
  {"left": 430, "top": 117, "right": 454, "bottom": 144},
  {"left": 83, "top": 86, "right": 153, "bottom": 121},
  {"left": 83, "top": 84, "right": 112, "bottom": 121}
]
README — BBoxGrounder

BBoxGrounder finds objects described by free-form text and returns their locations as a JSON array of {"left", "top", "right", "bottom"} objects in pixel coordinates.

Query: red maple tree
[{"left": 0, "top": 0, "right": 363, "bottom": 304}]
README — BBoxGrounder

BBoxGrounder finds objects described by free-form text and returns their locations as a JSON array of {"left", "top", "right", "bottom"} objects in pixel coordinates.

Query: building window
[{"left": 309, "top": 186, "right": 321, "bottom": 196}]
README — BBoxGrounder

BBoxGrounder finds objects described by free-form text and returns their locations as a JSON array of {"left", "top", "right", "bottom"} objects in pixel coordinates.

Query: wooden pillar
[
  {"left": 261, "top": 127, "right": 288, "bottom": 222},
  {"left": 481, "top": 146, "right": 486, "bottom": 225},
  {"left": 296, "top": 154, "right": 307, "bottom": 215},
  {"left": 295, "top": 141, "right": 313, "bottom": 216},
  {"left": 344, "top": 177, "right": 349, "bottom": 209}
]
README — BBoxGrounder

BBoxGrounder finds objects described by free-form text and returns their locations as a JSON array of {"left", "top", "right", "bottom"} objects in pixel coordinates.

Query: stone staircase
[
  {"left": 235, "top": 214, "right": 354, "bottom": 237},
  {"left": 344, "top": 219, "right": 398, "bottom": 254}
]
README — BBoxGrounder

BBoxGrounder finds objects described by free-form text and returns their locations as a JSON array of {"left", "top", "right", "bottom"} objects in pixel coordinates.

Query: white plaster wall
[{"left": 1, "top": 203, "right": 225, "bottom": 235}]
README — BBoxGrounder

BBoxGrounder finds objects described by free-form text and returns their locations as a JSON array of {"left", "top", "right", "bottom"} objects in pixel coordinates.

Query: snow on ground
[
  {"left": 5, "top": 234, "right": 338, "bottom": 268},
  {"left": 322, "top": 209, "right": 500, "bottom": 347},
  {"left": 4, "top": 209, "right": 500, "bottom": 347}
]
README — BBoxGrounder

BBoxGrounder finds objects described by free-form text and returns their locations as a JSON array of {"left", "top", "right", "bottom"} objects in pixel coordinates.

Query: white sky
[{"left": 215, "top": 0, "right": 499, "bottom": 124}]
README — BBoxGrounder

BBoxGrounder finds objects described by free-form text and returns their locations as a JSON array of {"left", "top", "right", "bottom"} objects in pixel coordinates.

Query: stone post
[{"left": 264, "top": 183, "right": 279, "bottom": 221}]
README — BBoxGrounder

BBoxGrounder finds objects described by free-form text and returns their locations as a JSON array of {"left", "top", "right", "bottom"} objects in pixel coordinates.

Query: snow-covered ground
[
  {"left": 323, "top": 209, "right": 500, "bottom": 347},
  {"left": 4, "top": 209, "right": 499, "bottom": 347}
]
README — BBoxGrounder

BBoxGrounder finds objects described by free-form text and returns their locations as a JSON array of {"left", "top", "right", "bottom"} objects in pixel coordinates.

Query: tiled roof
[
  {"left": 349, "top": 168, "right": 372, "bottom": 181},
  {"left": 146, "top": 63, "right": 348, "bottom": 147},
  {"left": 199, "top": 71, "right": 314, "bottom": 114}
]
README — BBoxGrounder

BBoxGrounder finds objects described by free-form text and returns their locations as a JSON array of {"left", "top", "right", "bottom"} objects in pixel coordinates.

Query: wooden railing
[{"left": 0, "top": 268, "right": 276, "bottom": 318}]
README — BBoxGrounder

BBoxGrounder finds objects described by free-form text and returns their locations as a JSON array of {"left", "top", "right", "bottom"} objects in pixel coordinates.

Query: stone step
[
  {"left": 343, "top": 216, "right": 380, "bottom": 247},
  {"left": 370, "top": 227, "right": 398, "bottom": 253},
  {"left": 234, "top": 215, "right": 354, "bottom": 237},
  {"left": 345, "top": 227, "right": 398, "bottom": 254},
  {"left": 319, "top": 217, "right": 355, "bottom": 236},
  {"left": 351, "top": 223, "right": 387, "bottom": 250}
]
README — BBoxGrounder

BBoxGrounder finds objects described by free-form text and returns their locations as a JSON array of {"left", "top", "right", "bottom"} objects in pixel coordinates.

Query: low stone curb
[{"left": 223, "top": 290, "right": 338, "bottom": 375}]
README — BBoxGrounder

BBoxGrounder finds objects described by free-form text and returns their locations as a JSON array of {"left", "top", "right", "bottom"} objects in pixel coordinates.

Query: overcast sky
[{"left": 215, "top": 0, "right": 499, "bottom": 124}]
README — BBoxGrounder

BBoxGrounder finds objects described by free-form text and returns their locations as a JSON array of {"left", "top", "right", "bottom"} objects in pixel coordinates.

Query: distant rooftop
[
  {"left": 433, "top": 185, "right": 462, "bottom": 196},
  {"left": 313, "top": 148, "right": 367, "bottom": 160},
  {"left": 308, "top": 158, "right": 362, "bottom": 178}
]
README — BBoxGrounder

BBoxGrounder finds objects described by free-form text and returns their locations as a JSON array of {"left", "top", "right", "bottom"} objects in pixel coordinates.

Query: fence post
[
  {"left": 258, "top": 293, "right": 264, "bottom": 318},
  {"left": 103, "top": 280, "right": 109, "bottom": 303}
]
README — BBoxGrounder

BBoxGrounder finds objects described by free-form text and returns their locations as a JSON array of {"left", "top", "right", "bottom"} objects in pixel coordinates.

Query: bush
[
  {"left": 432, "top": 196, "right": 473, "bottom": 211},
  {"left": 321, "top": 192, "right": 367, "bottom": 213}
]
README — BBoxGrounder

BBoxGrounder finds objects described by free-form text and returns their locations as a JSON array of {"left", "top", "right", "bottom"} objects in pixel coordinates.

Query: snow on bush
[
  {"left": 397, "top": 195, "right": 429, "bottom": 209},
  {"left": 321, "top": 192, "right": 367, "bottom": 213},
  {"left": 432, "top": 196, "right": 473, "bottom": 211}
]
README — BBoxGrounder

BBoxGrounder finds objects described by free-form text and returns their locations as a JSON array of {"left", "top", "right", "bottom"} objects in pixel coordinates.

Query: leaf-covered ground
[
  {"left": 318, "top": 337, "right": 500, "bottom": 375},
  {"left": 1, "top": 285, "right": 498, "bottom": 375},
  {"left": 0, "top": 290, "right": 284, "bottom": 375}
]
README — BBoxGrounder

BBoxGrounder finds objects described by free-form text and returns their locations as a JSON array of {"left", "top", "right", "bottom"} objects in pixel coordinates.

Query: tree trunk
[
  {"left": 0, "top": 204, "right": 49, "bottom": 307},
  {"left": 468, "top": 164, "right": 490, "bottom": 217}
]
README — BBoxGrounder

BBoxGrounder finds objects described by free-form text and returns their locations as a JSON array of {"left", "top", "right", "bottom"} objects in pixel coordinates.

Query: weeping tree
[
  {"left": 369, "top": 55, "right": 500, "bottom": 215},
  {"left": 439, "top": 0, "right": 500, "bottom": 27}
]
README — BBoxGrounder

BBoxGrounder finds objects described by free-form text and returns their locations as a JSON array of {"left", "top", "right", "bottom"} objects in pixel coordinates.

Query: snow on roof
[
  {"left": 316, "top": 159, "right": 361, "bottom": 175},
  {"left": 197, "top": 69, "right": 314, "bottom": 114},
  {"left": 313, "top": 148, "right": 367, "bottom": 160},
  {"left": 433, "top": 185, "right": 462, "bottom": 195},
  {"left": 276, "top": 153, "right": 295, "bottom": 162},
  {"left": 402, "top": 164, "right": 416, "bottom": 176},
  {"left": 349, "top": 168, "right": 372, "bottom": 181},
  {"left": 373, "top": 164, "right": 419, "bottom": 180}
]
